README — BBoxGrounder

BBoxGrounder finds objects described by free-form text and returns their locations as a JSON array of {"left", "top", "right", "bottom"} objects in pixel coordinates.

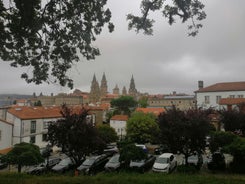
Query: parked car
[
  {"left": 130, "top": 154, "right": 156, "bottom": 173},
  {"left": 26, "top": 157, "right": 61, "bottom": 175},
  {"left": 51, "top": 157, "right": 75, "bottom": 173},
  {"left": 152, "top": 153, "right": 177, "bottom": 173},
  {"left": 154, "top": 144, "right": 170, "bottom": 155},
  {"left": 104, "top": 154, "right": 125, "bottom": 172},
  {"left": 77, "top": 154, "right": 110, "bottom": 175},
  {"left": 207, "top": 152, "right": 226, "bottom": 171},
  {"left": 135, "top": 144, "right": 148, "bottom": 153},
  {"left": 0, "top": 160, "right": 7, "bottom": 170},
  {"left": 40, "top": 147, "right": 53, "bottom": 157},
  {"left": 185, "top": 153, "right": 203, "bottom": 170},
  {"left": 103, "top": 145, "right": 119, "bottom": 157}
]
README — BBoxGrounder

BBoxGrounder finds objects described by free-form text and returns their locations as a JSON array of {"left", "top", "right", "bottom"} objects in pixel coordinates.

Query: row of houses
[{"left": 1, "top": 80, "right": 245, "bottom": 153}]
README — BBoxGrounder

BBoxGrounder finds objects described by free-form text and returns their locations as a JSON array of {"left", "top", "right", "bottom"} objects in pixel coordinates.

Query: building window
[
  {"left": 43, "top": 121, "right": 51, "bottom": 129},
  {"left": 0, "top": 130, "right": 2, "bottom": 141},
  {"left": 229, "top": 95, "right": 235, "bottom": 98},
  {"left": 30, "top": 136, "right": 36, "bottom": 144},
  {"left": 42, "top": 134, "right": 48, "bottom": 141},
  {"left": 30, "top": 121, "right": 36, "bottom": 134},
  {"left": 216, "top": 96, "right": 221, "bottom": 104},
  {"left": 238, "top": 95, "right": 244, "bottom": 98},
  {"left": 204, "top": 96, "right": 210, "bottom": 104}
]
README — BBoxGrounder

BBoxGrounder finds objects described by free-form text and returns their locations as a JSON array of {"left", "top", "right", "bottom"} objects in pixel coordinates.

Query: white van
[{"left": 152, "top": 153, "right": 177, "bottom": 173}]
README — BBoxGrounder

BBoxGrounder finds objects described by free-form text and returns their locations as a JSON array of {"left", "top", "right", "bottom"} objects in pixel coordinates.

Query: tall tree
[
  {"left": 158, "top": 108, "right": 211, "bottom": 164},
  {"left": 0, "top": 0, "right": 205, "bottom": 88},
  {"left": 110, "top": 96, "right": 137, "bottom": 115},
  {"left": 126, "top": 111, "right": 160, "bottom": 144},
  {"left": 97, "top": 124, "right": 118, "bottom": 144},
  {"left": 220, "top": 109, "right": 245, "bottom": 136},
  {"left": 47, "top": 105, "right": 105, "bottom": 166},
  {"left": 1, "top": 142, "right": 44, "bottom": 173}
]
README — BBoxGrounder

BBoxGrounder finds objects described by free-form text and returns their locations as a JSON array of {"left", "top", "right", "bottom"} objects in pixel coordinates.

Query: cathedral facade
[{"left": 89, "top": 73, "right": 138, "bottom": 103}]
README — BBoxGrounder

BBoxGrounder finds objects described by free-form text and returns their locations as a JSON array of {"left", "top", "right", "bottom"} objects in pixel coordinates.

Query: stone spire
[
  {"left": 113, "top": 84, "right": 120, "bottom": 95},
  {"left": 100, "top": 72, "right": 108, "bottom": 97},
  {"left": 128, "top": 75, "right": 137, "bottom": 96},
  {"left": 122, "top": 86, "right": 127, "bottom": 96},
  {"left": 89, "top": 74, "right": 100, "bottom": 103}
]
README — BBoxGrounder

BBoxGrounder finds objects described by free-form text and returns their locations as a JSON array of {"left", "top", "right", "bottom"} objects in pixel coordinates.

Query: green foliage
[
  {"left": 1, "top": 172, "right": 245, "bottom": 184},
  {"left": 127, "top": 0, "right": 206, "bottom": 36},
  {"left": 1, "top": 142, "right": 44, "bottom": 173},
  {"left": 209, "top": 131, "right": 237, "bottom": 153},
  {"left": 137, "top": 96, "right": 148, "bottom": 108},
  {"left": 220, "top": 109, "right": 245, "bottom": 136},
  {"left": 110, "top": 96, "right": 137, "bottom": 115},
  {"left": 47, "top": 105, "right": 105, "bottom": 166},
  {"left": 0, "top": 0, "right": 113, "bottom": 88},
  {"left": 97, "top": 124, "right": 118, "bottom": 144},
  {"left": 34, "top": 100, "right": 42, "bottom": 106},
  {"left": 119, "top": 143, "right": 147, "bottom": 168},
  {"left": 226, "top": 137, "right": 245, "bottom": 173},
  {"left": 126, "top": 111, "right": 160, "bottom": 144},
  {"left": 176, "top": 165, "right": 198, "bottom": 174},
  {"left": 158, "top": 108, "right": 210, "bottom": 161}
]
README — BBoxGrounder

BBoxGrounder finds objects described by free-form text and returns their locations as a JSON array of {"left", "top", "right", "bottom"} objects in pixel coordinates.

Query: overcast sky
[{"left": 0, "top": 0, "right": 244, "bottom": 96}]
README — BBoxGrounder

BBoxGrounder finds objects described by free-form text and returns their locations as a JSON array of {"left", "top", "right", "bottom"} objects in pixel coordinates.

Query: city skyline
[{"left": 0, "top": 0, "right": 244, "bottom": 96}]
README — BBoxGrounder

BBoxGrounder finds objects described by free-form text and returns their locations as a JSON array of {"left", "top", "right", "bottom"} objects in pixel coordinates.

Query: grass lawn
[{"left": 0, "top": 172, "right": 245, "bottom": 184}]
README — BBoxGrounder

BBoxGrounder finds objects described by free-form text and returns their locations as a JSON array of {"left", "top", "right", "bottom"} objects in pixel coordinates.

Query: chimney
[{"left": 198, "top": 81, "right": 204, "bottom": 89}]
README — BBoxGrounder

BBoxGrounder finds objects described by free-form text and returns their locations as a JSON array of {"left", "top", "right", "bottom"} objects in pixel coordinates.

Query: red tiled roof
[
  {"left": 136, "top": 108, "right": 165, "bottom": 116},
  {"left": 0, "top": 147, "right": 12, "bottom": 154},
  {"left": 111, "top": 115, "right": 128, "bottom": 121},
  {"left": 195, "top": 82, "right": 245, "bottom": 93},
  {"left": 219, "top": 98, "right": 245, "bottom": 105},
  {"left": 8, "top": 106, "right": 63, "bottom": 120}
]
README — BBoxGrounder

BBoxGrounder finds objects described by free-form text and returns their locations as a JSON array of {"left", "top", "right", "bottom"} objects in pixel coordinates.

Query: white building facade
[
  {"left": 110, "top": 115, "right": 128, "bottom": 140},
  {"left": 0, "top": 119, "right": 13, "bottom": 150},
  {"left": 6, "top": 106, "right": 62, "bottom": 148},
  {"left": 195, "top": 81, "right": 245, "bottom": 110}
]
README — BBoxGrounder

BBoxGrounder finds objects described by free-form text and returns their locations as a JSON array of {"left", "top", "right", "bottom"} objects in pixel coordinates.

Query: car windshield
[
  {"left": 156, "top": 157, "right": 169, "bottom": 164},
  {"left": 59, "top": 158, "right": 71, "bottom": 166},
  {"left": 188, "top": 155, "right": 198, "bottom": 161},
  {"left": 109, "top": 155, "right": 120, "bottom": 163},
  {"left": 83, "top": 157, "right": 96, "bottom": 166},
  {"left": 131, "top": 159, "right": 145, "bottom": 163}
]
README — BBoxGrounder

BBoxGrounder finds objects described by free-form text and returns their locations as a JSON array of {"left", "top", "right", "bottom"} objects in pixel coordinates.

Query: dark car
[
  {"left": 154, "top": 144, "right": 170, "bottom": 155},
  {"left": 103, "top": 145, "right": 119, "bottom": 157},
  {"left": 104, "top": 154, "right": 125, "bottom": 172},
  {"left": 26, "top": 157, "right": 61, "bottom": 175},
  {"left": 0, "top": 160, "right": 7, "bottom": 170},
  {"left": 186, "top": 153, "right": 203, "bottom": 170},
  {"left": 207, "top": 152, "right": 226, "bottom": 171},
  {"left": 51, "top": 157, "right": 75, "bottom": 173},
  {"left": 77, "top": 154, "right": 110, "bottom": 175},
  {"left": 130, "top": 154, "right": 156, "bottom": 173}
]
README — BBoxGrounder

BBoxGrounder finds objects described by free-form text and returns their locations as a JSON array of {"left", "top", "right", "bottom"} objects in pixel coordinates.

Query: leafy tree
[
  {"left": 209, "top": 131, "right": 236, "bottom": 153},
  {"left": 220, "top": 109, "right": 245, "bottom": 136},
  {"left": 97, "top": 124, "right": 118, "bottom": 144},
  {"left": 0, "top": 0, "right": 205, "bottom": 88},
  {"left": 119, "top": 143, "right": 147, "bottom": 168},
  {"left": 158, "top": 108, "right": 211, "bottom": 165},
  {"left": 110, "top": 96, "right": 137, "bottom": 115},
  {"left": 34, "top": 100, "right": 42, "bottom": 106},
  {"left": 1, "top": 142, "right": 44, "bottom": 173},
  {"left": 47, "top": 105, "right": 105, "bottom": 166},
  {"left": 226, "top": 137, "right": 245, "bottom": 173},
  {"left": 126, "top": 111, "right": 160, "bottom": 144},
  {"left": 138, "top": 96, "right": 148, "bottom": 108}
]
